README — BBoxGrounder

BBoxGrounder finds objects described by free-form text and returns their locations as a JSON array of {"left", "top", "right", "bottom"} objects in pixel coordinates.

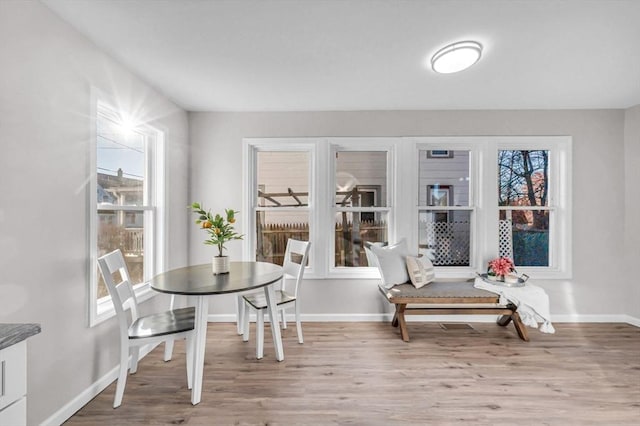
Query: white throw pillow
[
  {"left": 406, "top": 256, "right": 435, "bottom": 288},
  {"left": 370, "top": 239, "right": 410, "bottom": 288},
  {"left": 364, "top": 242, "right": 386, "bottom": 268}
]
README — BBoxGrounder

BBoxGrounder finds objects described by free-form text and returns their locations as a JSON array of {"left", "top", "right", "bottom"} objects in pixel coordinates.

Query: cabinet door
[
  {"left": 0, "top": 397, "right": 26, "bottom": 426},
  {"left": 0, "top": 341, "right": 27, "bottom": 411}
]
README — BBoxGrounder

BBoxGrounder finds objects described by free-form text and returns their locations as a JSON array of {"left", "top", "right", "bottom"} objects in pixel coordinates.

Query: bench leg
[
  {"left": 391, "top": 310, "right": 399, "bottom": 327},
  {"left": 497, "top": 314, "right": 513, "bottom": 327},
  {"left": 497, "top": 305, "right": 529, "bottom": 341},
  {"left": 510, "top": 311, "right": 529, "bottom": 342},
  {"left": 395, "top": 304, "right": 410, "bottom": 342}
]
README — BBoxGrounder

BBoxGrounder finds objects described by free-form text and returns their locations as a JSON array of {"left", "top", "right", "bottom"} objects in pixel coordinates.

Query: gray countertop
[{"left": 0, "top": 323, "right": 41, "bottom": 351}]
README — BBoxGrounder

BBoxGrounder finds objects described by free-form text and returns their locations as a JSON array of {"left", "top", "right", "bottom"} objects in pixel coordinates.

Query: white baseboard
[
  {"left": 40, "top": 342, "right": 160, "bottom": 426},
  {"left": 208, "top": 313, "right": 640, "bottom": 326},
  {"left": 624, "top": 315, "right": 640, "bottom": 327},
  {"left": 551, "top": 314, "right": 640, "bottom": 326}
]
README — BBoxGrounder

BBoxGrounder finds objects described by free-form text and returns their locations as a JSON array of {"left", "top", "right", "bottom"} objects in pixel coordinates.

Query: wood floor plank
[{"left": 64, "top": 322, "right": 640, "bottom": 425}]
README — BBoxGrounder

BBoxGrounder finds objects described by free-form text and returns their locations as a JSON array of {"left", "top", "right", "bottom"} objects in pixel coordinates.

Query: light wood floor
[{"left": 65, "top": 322, "right": 640, "bottom": 425}]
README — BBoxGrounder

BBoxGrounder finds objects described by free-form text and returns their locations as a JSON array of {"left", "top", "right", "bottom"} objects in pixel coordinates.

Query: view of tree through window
[{"left": 498, "top": 150, "right": 550, "bottom": 266}]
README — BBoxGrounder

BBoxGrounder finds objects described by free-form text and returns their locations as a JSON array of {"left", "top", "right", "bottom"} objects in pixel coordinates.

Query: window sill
[{"left": 90, "top": 283, "right": 157, "bottom": 327}]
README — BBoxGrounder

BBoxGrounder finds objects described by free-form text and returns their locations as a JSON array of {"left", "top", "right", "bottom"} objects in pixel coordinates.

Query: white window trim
[
  {"left": 244, "top": 135, "right": 571, "bottom": 282},
  {"left": 88, "top": 89, "right": 166, "bottom": 327},
  {"left": 410, "top": 136, "right": 572, "bottom": 280},
  {"left": 242, "top": 139, "right": 319, "bottom": 277},
  {"left": 328, "top": 138, "right": 396, "bottom": 278},
  {"left": 243, "top": 137, "right": 397, "bottom": 279},
  {"left": 494, "top": 137, "right": 572, "bottom": 279},
  {"left": 411, "top": 138, "right": 481, "bottom": 278}
]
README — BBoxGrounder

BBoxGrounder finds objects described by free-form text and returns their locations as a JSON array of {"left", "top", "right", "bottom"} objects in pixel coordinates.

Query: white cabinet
[{"left": 0, "top": 340, "right": 27, "bottom": 426}]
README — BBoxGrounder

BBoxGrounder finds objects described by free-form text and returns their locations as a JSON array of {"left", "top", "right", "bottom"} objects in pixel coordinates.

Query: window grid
[
  {"left": 244, "top": 136, "right": 570, "bottom": 280},
  {"left": 89, "top": 97, "right": 164, "bottom": 326}
]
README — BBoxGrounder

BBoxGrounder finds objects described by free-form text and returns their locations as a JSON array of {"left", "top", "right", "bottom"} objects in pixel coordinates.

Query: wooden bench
[{"left": 378, "top": 281, "right": 529, "bottom": 342}]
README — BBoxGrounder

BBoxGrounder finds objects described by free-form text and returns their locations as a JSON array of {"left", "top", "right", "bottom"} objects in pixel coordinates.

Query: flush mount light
[{"left": 431, "top": 41, "right": 483, "bottom": 74}]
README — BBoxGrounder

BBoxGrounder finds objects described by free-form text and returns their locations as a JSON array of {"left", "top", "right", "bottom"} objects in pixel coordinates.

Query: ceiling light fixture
[{"left": 431, "top": 41, "right": 483, "bottom": 74}]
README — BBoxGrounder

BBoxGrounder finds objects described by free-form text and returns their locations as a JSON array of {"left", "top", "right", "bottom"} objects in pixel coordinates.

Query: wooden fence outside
[{"left": 256, "top": 221, "right": 387, "bottom": 266}]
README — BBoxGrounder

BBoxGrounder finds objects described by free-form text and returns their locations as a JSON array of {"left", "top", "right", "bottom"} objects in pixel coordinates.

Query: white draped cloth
[{"left": 474, "top": 277, "right": 555, "bottom": 334}]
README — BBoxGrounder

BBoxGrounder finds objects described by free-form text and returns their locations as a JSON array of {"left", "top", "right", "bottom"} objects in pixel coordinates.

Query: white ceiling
[{"left": 42, "top": 0, "right": 640, "bottom": 112}]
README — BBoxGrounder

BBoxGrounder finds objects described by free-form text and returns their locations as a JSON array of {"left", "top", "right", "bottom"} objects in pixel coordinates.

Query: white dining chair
[
  {"left": 97, "top": 249, "right": 195, "bottom": 408},
  {"left": 242, "top": 239, "right": 310, "bottom": 359}
]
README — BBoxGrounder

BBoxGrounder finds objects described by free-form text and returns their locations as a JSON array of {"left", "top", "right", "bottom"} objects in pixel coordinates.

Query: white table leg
[
  {"left": 263, "top": 284, "right": 284, "bottom": 361},
  {"left": 191, "top": 295, "right": 209, "bottom": 405},
  {"left": 236, "top": 294, "right": 244, "bottom": 335}
]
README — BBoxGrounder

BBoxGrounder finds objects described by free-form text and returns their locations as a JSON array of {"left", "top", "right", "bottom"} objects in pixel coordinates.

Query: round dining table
[{"left": 149, "top": 261, "right": 284, "bottom": 405}]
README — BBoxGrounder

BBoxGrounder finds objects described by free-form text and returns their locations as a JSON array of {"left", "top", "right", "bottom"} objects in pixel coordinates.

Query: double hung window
[
  {"left": 414, "top": 137, "right": 571, "bottom": 279},
  {"left": 244, "top": 138, "right": 394, "bottom": 278},
  {"left": 253, "top": 149, "right": 312, "bottom": 267},
  {"left": 89, "top": 100, "right": 165, "bottom": 325},
  {"left": 494, "top": 138, "right": 570, "bottom": 277},
  {"left": 498, "top": 149, "right": 550, "bottom": 266},
  {"left": 245, "top": 136, "right": 570, "bottom": 280},
  {"left": 417, "top": 148, "right": 474, "bottom": 271},
  {"left": 333, "top": 149, "right": 390, "bottom": 268}
]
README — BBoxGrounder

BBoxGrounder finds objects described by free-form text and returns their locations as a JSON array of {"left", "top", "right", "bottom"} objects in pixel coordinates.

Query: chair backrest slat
[
  {"left": 282, "top": 239, "right": 311, "bottom": 298},
  {"left": 97, "top": 249, "right": 140, "bottom": 334}
]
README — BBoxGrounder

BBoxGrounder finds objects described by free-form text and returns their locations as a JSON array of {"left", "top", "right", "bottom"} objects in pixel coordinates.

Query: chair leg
[
  {"left": 295, "top": 302, "right": 303, "bottom": 344},
  {"left": 236, "top": 294, "right": 245, "bottom": 335},
  {"left": 242, "top": 302, "right": 251, "bottom": 342},
  {"left": 186, "top": 335, "right": 193, "bottom": 390},
  {"left": 114, "top": 344, "right": 130, "bottom": 408},
  {"left": 256, "top": 309, "right": 264, "bottom": 359},
  {"left": 163, "top": 338, "right": 174, "bottom": 361},
  {"left": 165, "top": 295, "right": 177, "bottom": 360},
  {"left": 129, "top": 346, "right": 140, "bottom": 374},
  {"left": 281, "top": 308, "right": 287, "bottom": 329}
]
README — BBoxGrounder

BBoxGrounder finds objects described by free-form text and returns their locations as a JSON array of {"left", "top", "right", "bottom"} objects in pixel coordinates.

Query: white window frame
[
  {"left": 492, "top": 137, "right": 572, "bottom": 279},
  {"left": 244, "top": 136, "right": 571, "bottom": 281},
  {"left": 243, "top": 137, "right": 396, "bottom": 279},
  {"left": 88, "top": 93, "right": 166, "bottom": 327},
  {"left": 329, "top": 139, "right": 395, "bottom": 278},
  {"left": 410, "top": 136, "right": 572, "bottom": 280},
  {"left": 411, "top": 140, "right": 480, "bottom": 278},
  {"left": 243, "top": 139, "right": 318, "bottom": 276}
]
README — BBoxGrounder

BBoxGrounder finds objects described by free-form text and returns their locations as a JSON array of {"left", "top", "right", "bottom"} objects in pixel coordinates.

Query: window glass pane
[
  {"left": 498, "top": 150, "right": 549, "bottom": 207},
  {"left": 335, "top": 151, "right": 387, "bottom": 207},
  {"left": 418, "top": 210, "right": 471, "bottom": 266},
  {"left": 498, "top": 150, "right": 550, "bottom": 267},
  {"left": 97, "top": 211, "right": 145, "bottom": 298},
  {"left": 256, "top": 210, "right": 309, "bottom": 265},
  {"left": 335, "top": 211, "right": 388, "bottom": 267},
  {"left": 97, "top": 118, "right": 145, "bottom": 206},
  {"left": 257, "top": 151, "right": 309, "bottom": 207},
  {"left": 419, "top": 150, "right": 470, "bottom": 207},
  {"left": 499, "top": 210, "right": 549, "bottom": 266}
]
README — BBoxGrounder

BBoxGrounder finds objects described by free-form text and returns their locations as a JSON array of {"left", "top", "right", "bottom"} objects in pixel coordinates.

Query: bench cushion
[{"left": 379, "top": 281, "right": 501, "bottom": 304}]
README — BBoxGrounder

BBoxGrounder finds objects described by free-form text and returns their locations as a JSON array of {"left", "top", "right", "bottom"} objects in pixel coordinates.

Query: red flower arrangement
[{"left": 488, "top": 257, "right": 515, "bottom": 277}]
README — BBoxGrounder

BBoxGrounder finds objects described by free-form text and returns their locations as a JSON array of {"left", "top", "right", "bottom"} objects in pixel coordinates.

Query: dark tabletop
[{"left": 149, "top": 261, "right": 283, "bottom": 296}]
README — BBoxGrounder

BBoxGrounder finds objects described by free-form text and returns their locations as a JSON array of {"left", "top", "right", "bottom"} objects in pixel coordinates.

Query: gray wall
[
  {"left": 1, "top": 2, "right": 637, "bottom": 424},
  {"left": 189, "top": 109, "right": 636, "bottom": 319},
  {"left": 0, "top": 2, "right": 189, "bottom": 424},
  {"left": 624, "top": 105, "right": 640, "bottom": 318}
]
